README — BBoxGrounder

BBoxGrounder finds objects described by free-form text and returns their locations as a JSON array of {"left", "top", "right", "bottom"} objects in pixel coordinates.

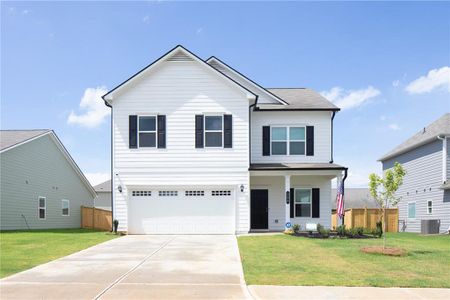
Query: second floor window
[
  {"left": 138, "top": 116, "right": 156, "bottom": 147},
  {"left": 271, "top": 126, "right": 305, "bottom": 155},
  {"left": 205, "top": 116, "right": 223, "bottom": 147}
]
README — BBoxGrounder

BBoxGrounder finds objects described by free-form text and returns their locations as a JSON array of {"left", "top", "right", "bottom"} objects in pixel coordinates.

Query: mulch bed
[{"left": 361, "top": 246, "right": 407, "bottom": 256}]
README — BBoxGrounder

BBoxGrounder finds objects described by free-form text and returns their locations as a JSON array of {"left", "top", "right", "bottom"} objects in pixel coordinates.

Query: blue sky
[{"left": 2, "top": 1, "right": 449, "bottom": 187}]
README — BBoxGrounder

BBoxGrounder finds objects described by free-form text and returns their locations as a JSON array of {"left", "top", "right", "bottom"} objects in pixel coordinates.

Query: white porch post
[{"left": 285, "top": 175, "right": 291, "bottom": 230}]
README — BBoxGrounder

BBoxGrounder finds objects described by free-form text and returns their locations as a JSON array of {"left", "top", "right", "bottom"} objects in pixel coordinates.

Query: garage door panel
[{"left": 128, "top": 189, "right": 235, "bottom": 234}]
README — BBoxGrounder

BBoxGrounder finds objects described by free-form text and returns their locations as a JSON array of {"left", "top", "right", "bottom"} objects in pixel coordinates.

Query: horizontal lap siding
[
  {"left": 0, "top": 135, "right": 94, "bottom": 230},
  {"left": 251, "top": 111, "right": 331, "bottom": 163},
  {"left": 112, "top": 61, "right": 250, "bottom": 233},
  {"left": 383, "top": 140, "right": 450, "bottom": 233}
]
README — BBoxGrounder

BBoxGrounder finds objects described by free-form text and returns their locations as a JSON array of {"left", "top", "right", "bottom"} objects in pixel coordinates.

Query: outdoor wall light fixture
[
  {"left": 240, "top": 184, "right": 245, "bottom": 192},
  {"left": 118, "top": 185, "right": 123, "bottom": 193}
]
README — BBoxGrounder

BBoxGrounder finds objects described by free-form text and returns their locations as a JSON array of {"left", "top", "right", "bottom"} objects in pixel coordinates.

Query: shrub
[
  {"left": 317, "top": 223, "right": 324, "bottom": 233},
  {"left": 336, "top": 225, "right": 346, "bottom": 237},
  {"left": 292, "top": 224, "right": 301, "bottom": 233},
  {"left": 346, "top": 228, "right": 359, "bottom": 238},
  {"left": 356, "top": 227, "right": 364, "bottom": 236},
  {"left": 113, "top": 219, "right": 119, "bottom": 234},
  {"left": 316, "top": 223, "right": 330, "bottom": 237},
  {"left": 375, "top": 221, "right": 383, "bottom": 238},
  {"left": 284, "top": 228, "right": 294, "bottom": 235}
]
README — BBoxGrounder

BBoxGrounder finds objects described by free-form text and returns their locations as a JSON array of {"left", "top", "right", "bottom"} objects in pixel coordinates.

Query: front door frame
[{"left": 250, "top": 189, "right": 269, "bottom": 230}]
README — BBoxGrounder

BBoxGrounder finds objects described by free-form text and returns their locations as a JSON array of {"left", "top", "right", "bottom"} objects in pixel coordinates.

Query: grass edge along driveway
[
  {"left": 237, "top": 233, "right": 450, "bottom": 288},
  {"left": 0, "top": 228, "right": 118, "bottom": 278}
]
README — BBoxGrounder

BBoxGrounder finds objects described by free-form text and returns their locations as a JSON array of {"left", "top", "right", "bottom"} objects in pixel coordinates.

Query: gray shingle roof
[
  {"left": 94, "top": 180, "right": 111, "bottom": 192},
  {"left": 331, "top": 188, "right": 379, "bottom": 209},
  {"left": 256, "top": 88, "right": 339, "bottom": 111},
  {"left": 0, "top": 130, "right": 51, "bottom": 151},
  {"left": 379, "top": 113, "right": 450, "bottom": 161},
  {"left": 250, "top": 163, "right": 346, "bottom": 170}
]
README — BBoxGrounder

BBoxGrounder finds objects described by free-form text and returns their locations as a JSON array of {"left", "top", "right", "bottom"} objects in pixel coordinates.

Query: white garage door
[{"left": 128, "top": 188, "right": 235, "bottom": 234}]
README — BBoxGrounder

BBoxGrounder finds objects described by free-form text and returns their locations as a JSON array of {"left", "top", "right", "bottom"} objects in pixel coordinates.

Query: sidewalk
[{"left": 248, "top": 285, "right": 450, "bottom": 300}]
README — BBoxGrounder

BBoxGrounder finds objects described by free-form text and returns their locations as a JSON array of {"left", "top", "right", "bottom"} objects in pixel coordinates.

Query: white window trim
[
  {"left": 270, "top": 126, "right": 306, "bottom": 156},
  {"left": 138, "top": 115, "right": 157, "bottom": 148},
  {"left": 407, "top": 201, "right": 416, "bottom": 219},
  {"left": 61, "top": 199, "right": 70, "bottom": 216},
  {"left": 293, "top": 188, "right": 312, "bottom": 218},
  {"left": 204, "top": 115, "right": 224, "bottom": 148},
  {"left": 427, "top": 200, "right": 433, "bottom": 215},
  {"left": 38, "top": 196, "right": 46, "bottom": 220}
]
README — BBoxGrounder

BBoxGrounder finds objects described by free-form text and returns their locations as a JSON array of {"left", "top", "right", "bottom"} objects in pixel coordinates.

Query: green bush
[
  {"left": 355, "top": 227, "right": 364, "bottom": 236},
  {"left": 375, "top": 221, "right": 383, "bottom": 238},
  {"left": 292, "top": 224, "right": 301, "bottom": 233},
  {"left": 336, "top": 225, "right": 346, "bottom": 237},
  {"left": 346, "top": 228, "right": 359, "bottom": 238},
  {"left": 316, "top": 223, "right": 330, "bottom": 237}
]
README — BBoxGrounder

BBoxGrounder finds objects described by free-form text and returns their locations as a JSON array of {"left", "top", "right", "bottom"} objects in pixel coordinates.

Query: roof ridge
[{"left": 0, "top": 129, "right": 51, "bottom": 132}]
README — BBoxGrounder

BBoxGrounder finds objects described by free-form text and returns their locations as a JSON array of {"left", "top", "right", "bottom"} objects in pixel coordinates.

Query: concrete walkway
[
  {"left": 248, "top": 285, "right": 450, "bottom": 300},
  {"left": 1, "top": 235, "right": 250, "bottom": 299}
]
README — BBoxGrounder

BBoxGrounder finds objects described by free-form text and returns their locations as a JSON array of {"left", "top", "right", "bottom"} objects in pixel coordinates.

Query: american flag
[{"left": 336, "top": 179, "right": 345, "bottom": 218}]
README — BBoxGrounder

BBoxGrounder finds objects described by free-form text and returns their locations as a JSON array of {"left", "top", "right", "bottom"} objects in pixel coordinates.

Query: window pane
[
  {"left": 272, "top": 127, "right": 287, "bottom": 140},
  {"left": 39, "top": 198, "right": 45, "bottom": 208},
  {"left": 290, "top": 141, "right": 305, "bottom": 155},
  {"left": 62, "top": 201, "right": 69, "bottom": 209},
  {"left": 39, "top": 209, "right": 45, "bottom": 219},
  {"left": 295, "top": 204, "right": 311, "bottom": 217},
  {"left": 205, "top": 132, "right": 223, "bottom": 147},
  {"left": 205, "top": 116, "right": 222, "bottom": 130},
  {"left": 290, "top": 127, "right": 305, "bottom": 140},
  {"left": 408, "top": 203, "right": 415, "bottom": 218},
  {"left": 62, "top": 208, "right": 69, "bottom": 215},
  {"left": 139, "top": 116, "right": 156, "bottom": 131},
  {"left": 271, "top": 142, "right": 287, "bottom": 155},
  {"left": 139, "top": 133, "right": 156, "bottom": 147},
  {"left": 295, "top": 189, "right": 311, "bottom": 203}
]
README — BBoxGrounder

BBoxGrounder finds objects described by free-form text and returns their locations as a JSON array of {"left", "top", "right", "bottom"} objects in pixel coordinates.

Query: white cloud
[
  {"left": 380, "top": 115, "right": 387, "bottom": 121},
  {"left": 85, "top": 172, "right": 110, "bottom": 186},
  {"left": 392, "top": 80, "right": 400, "bottom": 87},
  {"left": 388, "top": 123, "right": 401, "bottom": 131},
  {"left": 405, "top": 66, "right": 450, "bottom": 94},
  {"left": 22, "top": 9, "right": 30, "bottom": 15},
  {"left": 196, "top": 27, "right": 203, "bottom": 35},
  {"left": 67, "top": 86, "right": 110, "bottom": 128},
  {"left": 321, "top": 86, "right": 381, "bottom": 110},
  {"left": 142, "top": 15, "right": 150, "bottom": 24}
]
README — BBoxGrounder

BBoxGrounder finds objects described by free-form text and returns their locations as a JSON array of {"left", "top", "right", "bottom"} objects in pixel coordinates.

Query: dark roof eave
[
  {"left": 254, "top": 107, "right": 340, "bottom": 112},
  {"left": 249, "top": 167, "right": 348, "bottom": 171}
]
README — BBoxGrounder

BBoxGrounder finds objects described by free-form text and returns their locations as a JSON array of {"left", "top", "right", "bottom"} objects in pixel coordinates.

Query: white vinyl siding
[{"left": 111, "top": 59, "right": 250, "bottom": 233}]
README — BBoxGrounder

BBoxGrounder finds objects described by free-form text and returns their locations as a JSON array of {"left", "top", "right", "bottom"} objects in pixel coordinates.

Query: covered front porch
[{"left": 249, "top": 163, "right": 347, "bottom": 231}]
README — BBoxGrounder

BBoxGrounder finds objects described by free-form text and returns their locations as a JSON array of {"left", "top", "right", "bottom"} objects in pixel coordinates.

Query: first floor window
[
  {"left": 271, "top": 126, "right": 306, "bottom": 155},
  {"left": 427, "top": 200, "right": 432, "bottom": 214},
  {"left": 38, "top": 196, "right": 46, "bottom": 219},
  {"left": 205, "top": 116, "right": 223, "bottom": 147},
  {"left": 138, "top": 116, "right": 156, "bottom": 147},
  {"left": 295, "top": 188, "right": 311, "bottom": 217},
  {"left": 408, "top": 202, "right": 416, "bottom": 218},
  {"left": 62, "top": 199, "right": 70, "bottom": 216}
]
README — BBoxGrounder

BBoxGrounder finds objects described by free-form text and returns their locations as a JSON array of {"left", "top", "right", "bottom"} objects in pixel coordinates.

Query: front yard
[
  {"left": 238, "top": 233, "right": 450, "bottom": 288},
  {"left": 0, "top": 229, "right": 118, "bottom": 278}
]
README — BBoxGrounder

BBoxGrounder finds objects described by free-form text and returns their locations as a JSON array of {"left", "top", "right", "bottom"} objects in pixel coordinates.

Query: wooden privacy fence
[
  {"left": 81, "top": 206, "right": 112, "bottom": 231},
  {"left": 332, "top": 208, "right": 398, "bottom": 232}
]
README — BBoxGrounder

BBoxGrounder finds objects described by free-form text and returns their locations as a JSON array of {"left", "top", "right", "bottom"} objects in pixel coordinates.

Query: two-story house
[
  {"left": 379, "top": 113, "right": 450, "bottom": 233},
  {"left": 102, "top": 45, "right": 347, "bottom": 234}
]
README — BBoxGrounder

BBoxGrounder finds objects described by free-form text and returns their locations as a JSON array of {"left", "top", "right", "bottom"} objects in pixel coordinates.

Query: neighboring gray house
[
  {"left": 0, "top": 130, "right": 97, "bottom": 230},
  {"left": 93, "top": 180, "right": 111, "bottom": 211},
  {"left": 379, "top": 113, "right": 450, "bottom": 233},
  {"left": 331, "top": 188, "right": 378, "bottom": 210}
]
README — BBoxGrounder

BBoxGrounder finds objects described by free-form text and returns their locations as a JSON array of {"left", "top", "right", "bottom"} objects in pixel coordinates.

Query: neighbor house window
[
  {"left": 294, "top": 188, "right": 311, "bottom": 217},
  {"left": 62, "top": 199, "right": 70, "bottom": 216},
  {"left": 138, "top": 116, "right": 157, "bottom": 147},
  {"left": 38, "top": 196, "right": 46, "bottom": 219},
  {"left": 204, "top": 116, "right": 223, "bottom": 147},
  {"left": 408, "top": 202, "right": 416, "bottom": 218},
  {"left": 271, "top": 126, "right": 305, "bottom": 155},
  {"left": 427, "top": 200, "right": 432, "bottom": 214}
]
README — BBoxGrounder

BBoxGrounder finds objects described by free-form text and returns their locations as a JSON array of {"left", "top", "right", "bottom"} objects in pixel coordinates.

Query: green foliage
[
  {"left": 369, "top": 162, "right": 406, "bottom": 209},
  {"left": 336, "top": 225, "right": 346, "bottom": 237},
  {"left": 113, "top": 219, "right": 119, "bottom": 233},
  {"left": 317, "top": 223, "right": 330, "bottom": 237},
  {"left": 356, "top": 227, "right": 364, "bottom": 236},
  {"left": 292, "top": 224, "right": 301, "bottom": 233}
]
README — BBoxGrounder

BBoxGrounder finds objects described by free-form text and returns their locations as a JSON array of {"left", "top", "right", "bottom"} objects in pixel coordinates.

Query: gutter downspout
[
  {"left": 330, "top": 111, "right": 336, "bottom": 163},
  {"left": 110, "top": 105, "right": 114, "bottom": 232},
  {"left": 437, "top": 135, "right": 447, "bottom": 183},
  {"left": 341, "top": 168, "right": 348, "bottom": 226}
]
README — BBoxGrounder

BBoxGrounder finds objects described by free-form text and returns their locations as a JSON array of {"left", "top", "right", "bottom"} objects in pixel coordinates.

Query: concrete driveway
[{"left": 1, "top": 235, "right": 251, "bottom": 300}]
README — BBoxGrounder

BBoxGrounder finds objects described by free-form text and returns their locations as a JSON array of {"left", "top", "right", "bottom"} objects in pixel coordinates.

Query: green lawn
[
  {"left": 237, "top": 233, "right": 450, "bottom": 287},
  {"left": 0, "top": 229, "right": 118, "bottom": 278}
]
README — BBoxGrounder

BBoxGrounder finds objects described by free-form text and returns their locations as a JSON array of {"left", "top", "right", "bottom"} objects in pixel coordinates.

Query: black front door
[{"left": 251, "top": 189, "right": 269, "bottom": 229}]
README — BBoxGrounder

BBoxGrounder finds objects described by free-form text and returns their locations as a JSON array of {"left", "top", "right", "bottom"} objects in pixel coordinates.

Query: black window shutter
[
  {"left": 306, "top": 126, "right": 314, "bottom": 156},
  {"left": 290, "top": 188, "right": 294, "bottom": 218},
  {"left": 157, "top": 115, "right": 166, "bottom": 149},
  {"left": 262, "top": 126, "right": 270, "bottom": 156},
  {"left": 129, "top": 115, "right": 137, "bottom": 149},
  {"left": 312, "top": 188, "right": 320, "bottom": 218},
  {"left": 195, "top": 115, "right": 204, "bottom": 148},
  {"left": 224, "top": 114, "right": 232, "bottom": 148}
]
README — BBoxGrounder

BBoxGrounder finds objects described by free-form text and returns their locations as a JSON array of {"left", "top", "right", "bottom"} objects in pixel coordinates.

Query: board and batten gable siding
[
  {"left": 251, "top": 111, "right": 332, "bottom": 163},
  {"left": 111, "top": 60, "right": 250, "bottom": 233},
  {"left": 0, "top": 135, "right": 94, "bottom": 230},
  {"left": 382, "top": 139, "right": 450, "bottom": 233}
]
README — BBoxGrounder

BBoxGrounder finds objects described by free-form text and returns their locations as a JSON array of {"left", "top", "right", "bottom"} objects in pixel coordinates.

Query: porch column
[{"left": 285, "top": 175, "right": 291, "bottom": 230}]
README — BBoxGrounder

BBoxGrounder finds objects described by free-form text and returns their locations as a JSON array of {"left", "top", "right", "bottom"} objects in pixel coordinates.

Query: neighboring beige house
[
  {"left": 94, "top": 180, "right": 111, "bottom": 211},
  {"left": 331, "top": 188, "right": 378, "bottom": 210},
  {"left": 0, "top": 130, "right": 96, "bottom": 230}
]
